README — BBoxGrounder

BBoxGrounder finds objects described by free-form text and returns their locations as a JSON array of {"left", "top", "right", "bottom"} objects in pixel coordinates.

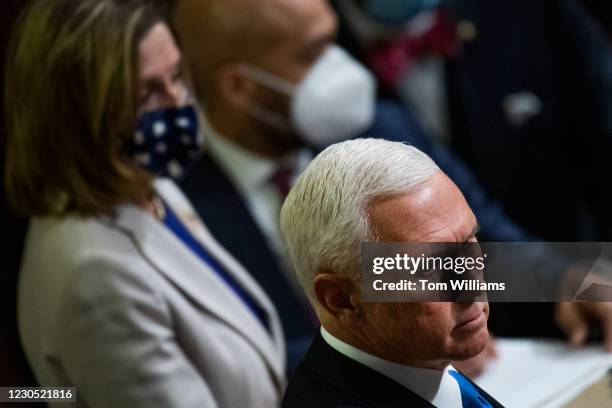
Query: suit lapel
[
  {"left": 110, "top": 181, "right": 285, "bottom": 386},
  {"left": 300, "top": 333, "right": 505, "bottom": 407},
  {"left": 154, "top": 178, "right": 283, "bottom": 331},
  {"left": 302, "top": 333, "right": 434, "bottom": 408},
  {"left": 179, "top": 154, "right": 284, "bottom": 283},
  {"left": 179, "top": 153, "right": 316, "bottom": 340},
  {"left": 467, "top": 377, "right": 505, "bottom": 408}
]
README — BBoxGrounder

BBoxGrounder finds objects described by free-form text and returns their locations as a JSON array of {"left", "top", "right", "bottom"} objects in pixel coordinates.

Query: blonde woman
[{"left": 5, "top": 0, "right": 285, "bottom": 406}]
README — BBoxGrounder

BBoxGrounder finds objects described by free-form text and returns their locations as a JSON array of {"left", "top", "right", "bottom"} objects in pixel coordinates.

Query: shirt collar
[
  {"left": 203, "top": 113, "right": 277, "bottom": 194},
  {"left": 320, "top": 326, "right": 463, "bottom": 407},
  {"left": 202, "top": 112, "right": 311, "bottom": 194}
]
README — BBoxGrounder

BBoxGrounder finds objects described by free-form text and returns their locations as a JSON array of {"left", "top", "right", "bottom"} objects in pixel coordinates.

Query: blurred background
[{"left": 1, "top": 0, "right": 611, "bottom": 396}]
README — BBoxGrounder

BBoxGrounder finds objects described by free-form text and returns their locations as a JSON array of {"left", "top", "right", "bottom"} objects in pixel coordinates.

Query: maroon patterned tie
[
  {"left": 271, "top": 166, "right": 294, "bottom": 198},
  {"left": 368, "top": 9, "right": 462, "bottom": 87}
]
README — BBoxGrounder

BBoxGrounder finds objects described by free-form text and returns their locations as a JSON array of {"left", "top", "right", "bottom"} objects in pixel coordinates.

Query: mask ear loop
[
  {"left": 238, "top": 64, "right": 297, "bottom": 131},
  {"left": 239, "top": 64, "right": 298, "bottom": 95},
  {"left": 190, "top": 102, "right": 207, "bottom": 147}
]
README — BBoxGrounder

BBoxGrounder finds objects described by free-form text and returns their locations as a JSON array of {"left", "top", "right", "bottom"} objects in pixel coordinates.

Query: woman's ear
[{"left": 313, "top": 273, "right": 363, "bottom": 324}]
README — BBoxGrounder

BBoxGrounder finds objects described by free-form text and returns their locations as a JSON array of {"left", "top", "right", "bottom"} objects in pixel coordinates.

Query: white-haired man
[{"left": 280, "top": 139, "right": 502, "bottom": 407}]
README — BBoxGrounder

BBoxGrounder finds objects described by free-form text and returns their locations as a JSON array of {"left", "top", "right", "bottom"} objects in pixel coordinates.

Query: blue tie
[{"left": 449, "top": 370, "right": 493, "bottom": 408}]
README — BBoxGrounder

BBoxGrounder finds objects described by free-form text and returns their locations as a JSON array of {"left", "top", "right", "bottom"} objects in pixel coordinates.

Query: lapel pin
[
  {"left": 503, "top": 91, "right": 543, "bottom": 127},
  {"left": 457, "top": 19, "right": 478, "bottom": 43}
]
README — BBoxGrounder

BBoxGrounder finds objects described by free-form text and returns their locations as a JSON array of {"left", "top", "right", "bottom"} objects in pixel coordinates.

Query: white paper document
[{"left": 474, "top": 338, "right": 612, "bottom": 408}]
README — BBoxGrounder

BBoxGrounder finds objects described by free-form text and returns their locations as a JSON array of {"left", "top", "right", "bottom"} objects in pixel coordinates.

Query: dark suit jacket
[
  {"left": 282, "top": 332, "right": 504, "bottom": 408},
  {"left": 337, "top": 0, "right": 612, "bottom": 241},
  {"left": 445, "top": 0, "right": 612, "bottom": 241}
]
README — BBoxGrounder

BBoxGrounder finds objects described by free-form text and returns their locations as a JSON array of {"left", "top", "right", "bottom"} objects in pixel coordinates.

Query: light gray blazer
[{"left": 18, "top": 179, "right": 286, "bottom": 408}]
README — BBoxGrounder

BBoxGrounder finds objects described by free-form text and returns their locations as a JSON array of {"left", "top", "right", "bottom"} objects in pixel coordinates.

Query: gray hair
[{"left": 280, "top": 138, "right": 439, "bottom": 301}]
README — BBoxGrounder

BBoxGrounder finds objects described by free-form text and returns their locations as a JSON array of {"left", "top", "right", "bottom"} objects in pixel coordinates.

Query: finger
[
  {"left": 555, "top": 302, "right": 588, "bottom": 347},
  {"left": 604, "top": 321, "right": 612, "bottom": 353},
  {"left": 594, "top": 302, "right": 612, "bottom": 352}
]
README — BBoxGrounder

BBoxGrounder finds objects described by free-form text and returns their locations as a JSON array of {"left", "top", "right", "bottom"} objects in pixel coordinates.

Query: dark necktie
[
  {"left": 271, "top": 166, "right": 294, "bottom": 198},
  {"left": 368, "top": 9, "right": 461, "bottom": 87}
]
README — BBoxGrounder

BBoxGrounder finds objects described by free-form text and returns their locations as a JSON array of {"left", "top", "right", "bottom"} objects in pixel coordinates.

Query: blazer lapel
[
  {"left": 179, "top": 154, "right": 316, "bottom": 340},
  {"left": 154, "top": 178, "right": 284, "bottom": 333},
  {"left": 180, "top": 153, "right": 282, "bottom": 279},
  {"left": 110, "top": 181, "right": 285, "bottom": 385}
]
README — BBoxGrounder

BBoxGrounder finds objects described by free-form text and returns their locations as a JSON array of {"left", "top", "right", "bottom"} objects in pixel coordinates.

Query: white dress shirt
[
  {"left": 321, "top": 327, "right": 464, "bottom": 408},
  {"left": 203, "top": 114, "right": 312, "bottom": 293}
]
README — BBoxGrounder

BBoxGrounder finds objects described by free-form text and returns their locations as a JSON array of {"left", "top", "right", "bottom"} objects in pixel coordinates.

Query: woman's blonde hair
[{"left": 4, "top": 0, "right": 168, "bottom": 217}]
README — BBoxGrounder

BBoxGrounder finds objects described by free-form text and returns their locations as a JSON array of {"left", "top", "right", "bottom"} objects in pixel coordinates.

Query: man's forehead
[
  {"left": 369, "top": 173, "right": 477, "bottom": 242},
  {"left": 261, "top": 0, "right": 335, "bottom": 40},
  {"left": 172, "top": 0, "right": 335, "bottom": 59}
]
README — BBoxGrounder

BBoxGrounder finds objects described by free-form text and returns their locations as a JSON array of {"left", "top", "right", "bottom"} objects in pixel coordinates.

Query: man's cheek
[{"left": 414, "top": 314, "right": 449, "bottom": 341}]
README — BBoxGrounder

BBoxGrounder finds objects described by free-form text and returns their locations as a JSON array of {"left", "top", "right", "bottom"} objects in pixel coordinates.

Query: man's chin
[{"left": 449, "top": 326, "right": 490, "bottom": 361}]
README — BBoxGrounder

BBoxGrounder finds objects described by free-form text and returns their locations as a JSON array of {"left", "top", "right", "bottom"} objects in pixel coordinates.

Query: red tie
[
  {"left": 368, "top": 9, "right": 461, "bottom": 87},
  {"left": 271, "top": 166, "right": 294, "bottom": 198}
]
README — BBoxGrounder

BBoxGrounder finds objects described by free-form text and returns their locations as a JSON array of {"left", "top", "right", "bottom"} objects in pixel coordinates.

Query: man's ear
[
  {"left": 313, "top": 273, "right": 363, "bottom": 323},
  {"left": 214, "top": 63, "right": 257, "bottom": 110}
]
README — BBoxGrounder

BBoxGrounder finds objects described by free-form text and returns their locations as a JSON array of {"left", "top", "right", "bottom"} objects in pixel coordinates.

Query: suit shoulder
[
  {"left": 283, "top": 367, "right": 373, "bottom": 408},
  {"left": 20, "top": 215, "right": 158, "bottom": 310},
  {"left": 25, "top": 215, "right": 141, "bottom": 266}
]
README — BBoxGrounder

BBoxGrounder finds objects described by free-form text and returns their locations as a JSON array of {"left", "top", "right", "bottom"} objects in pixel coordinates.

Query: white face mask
[{"left": 241, "top": 45, "right": 377, "bottom": 146}]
